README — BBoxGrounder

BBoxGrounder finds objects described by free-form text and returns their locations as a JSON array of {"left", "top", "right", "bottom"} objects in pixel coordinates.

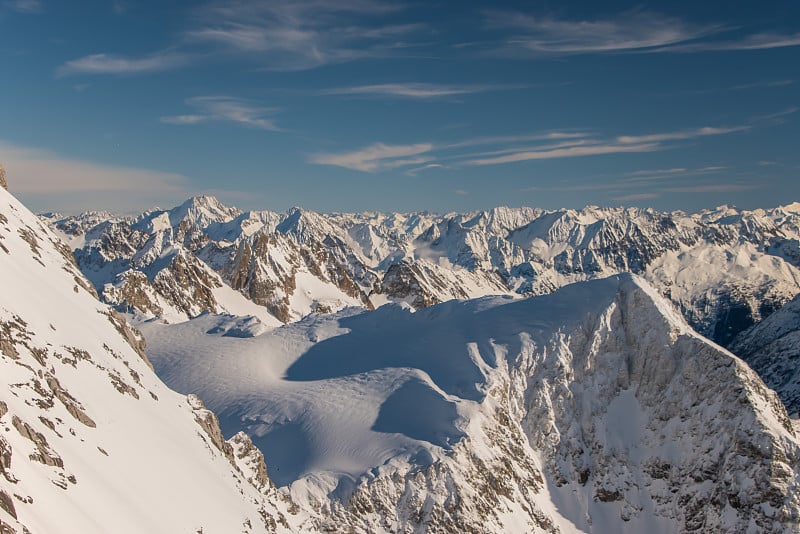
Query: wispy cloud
[
  {"left": 724, "top": 80, "right": 794, "bottom": 91},
  {"left": 311, "top": 143, "right": 433, "bottom": 172},
  {"left": 619, "top": 166, "right": 727, "bottom": 185},
  {"left": 485, "top": 11, "right": 723, "bottom": 56},
  {"left": 405, "top": 163, "right": 445, "bottom": 176},
  {"left": 161, "top": 96, "right": 281, "bottom": 131},
  {"left": 672, "top": 79, "right": 795, "bottom": 96},
  {"left": 186, "top": 0, "right": 425, "bottom": 70},
  {"left": 612, "top": 192, "right": 660, "bottom": 201},
  {"left": 56, "top": 51, "right": 186, "bottom": 77},
  {"left": 320, "top": 82, "right": 527, "bottom": 99},
  {"left": 311, "top": 122, "right": 752, "bottom": 172},
  {"left": 484, "top": 10, "right": 800, "bottom": 57},
  {"left": 626, "top": 168, "right": 688, "bottom": 177},
  {"left": 551, "top": 170, "right": 756, "bottom": 205},
  {"left": 663, "top": 184, "right": 757, "bottom": 193},
  {"left": 4, "top": 0, "right": 42, "bottom": 13},
  {"left": 661, "top": 32, "right": 800, "bottom": 52},
  {"left": 451, "top": 139, "right": 599, "bottom": 160},
  {"left": 749, "top": 106, "right": 799, "bottom": 123},
  {"left": 0, "top": 141, "right": 194, "bottom": 213},
  {"left": 443, "top": 131, "right": 589, "bottom": 150},
  {"left": 616, "top": 126, "right": 748, "bottom": 144},
  {"left": 55, "top": 0, "right": 423, "bottom": 77},
  {"left": 599, "top": 169, "right": 756, "bottom": 203},
  {"left": 462, "top": 142, "right": 660, "bottom": 166}
]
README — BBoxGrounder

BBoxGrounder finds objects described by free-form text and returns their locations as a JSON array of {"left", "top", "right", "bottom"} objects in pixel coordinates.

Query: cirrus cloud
[
  {"left": 311, "top": 143, "right": 434, "bottom": 172},
  {"left": 161, "top": 96, "right": 281, "bottom": 131},
  {"left": 56, "top": 51, "right": 187, "bottom": 77}
]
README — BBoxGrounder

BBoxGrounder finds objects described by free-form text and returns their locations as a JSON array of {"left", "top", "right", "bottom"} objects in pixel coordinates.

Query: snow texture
[{"left": 143, "top": 273, "right": 800, "bottom": 533}]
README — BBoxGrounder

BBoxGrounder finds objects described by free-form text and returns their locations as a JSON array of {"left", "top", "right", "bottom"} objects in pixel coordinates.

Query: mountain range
[{"left": 43, "top": 196, "right": 800, "bottom": 349}]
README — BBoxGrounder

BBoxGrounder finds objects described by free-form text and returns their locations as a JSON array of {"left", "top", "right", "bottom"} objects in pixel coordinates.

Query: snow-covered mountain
[
  {"left": 143, "top": 274, "right": 800, "bottom": 533},
  {"left": 0, "top": 187, "right": 304, "bottom": 533},
  {"left": 46, "top": 198, "right": 800, "bottom": 349},
  {"left": 731, "top": 292, "right": 800, "bottom": 417}
]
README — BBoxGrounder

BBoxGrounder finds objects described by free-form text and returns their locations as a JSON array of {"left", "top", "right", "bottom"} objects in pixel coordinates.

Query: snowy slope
[
  {"left": 0, "top": 187, "right": 304, "bottom": 533},
  {"left": 141, "top": 274, "right": 800, "bottom": 533},
  {"left": 731, "top": 293, "right": 800, "bottom": 417}
]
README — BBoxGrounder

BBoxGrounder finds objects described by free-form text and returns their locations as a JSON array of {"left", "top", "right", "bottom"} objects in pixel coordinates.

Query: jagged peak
[
  {"left": 276, "top": 205, "right": 340, "bottom": 241},
  {"left": 174, "top": 195, "right": 234, "bottom": 216},
  {"left": 46, "top": 209, "right": 119, "bottom": 222},
  {"left": 167, "top": 195, "right": 241, "bottom": 229},
  {"left": 697, "top": 204, "right": 740, "bottom": 219},
  {"left": 277, "top": 205, "right": 306, "bottom": 231},
  {"left": 778, "top": 201, "right": 800, "bottom": 214}
]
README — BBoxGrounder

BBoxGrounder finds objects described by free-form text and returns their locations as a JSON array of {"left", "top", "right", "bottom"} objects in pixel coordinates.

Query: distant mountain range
[{"left": 44, "top": 196, "right": 800, "bottom": 348}]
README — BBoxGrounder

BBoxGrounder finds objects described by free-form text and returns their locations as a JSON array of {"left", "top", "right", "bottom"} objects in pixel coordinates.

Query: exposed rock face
[
  {"left": 0, "top": 165, "right": 6, "bottom": 191},
  {"left": 226, "top": 232, "right": 298, "bottom": 323},
  {"left": 103, "top": 270, "right": 164, "bottom": 317},
  {"left": 377, "top": 260, "right": 442, "bottom": 308},
  {"left": 511, "top": 276, "right": 800, "bottom": 532},
  {"left": 0, "top": 489, "right": 15, "bottom": 520},
  {"left": 0, "top": 430, "right": 12, "bottom": 482},
  {"left": 11, "top": 416, "right": 63, "bottom": 468},
  {"left": 731, "top": 292, "right": 800, "bottom": 416},
  {"left": 229, "top": 432, "right": 272, "bottom": 491},
  {"left": 104, "top": 309, "right": 151, "bottom": 368},
  {"left": 45, "top": 374, "right": 96, "bottom": 427},
  {"left": 188, "top": 394, "right": 236, "bottom": 467}
]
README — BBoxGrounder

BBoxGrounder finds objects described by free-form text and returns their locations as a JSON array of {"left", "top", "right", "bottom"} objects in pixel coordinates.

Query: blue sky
[{"left": 1, "top": 0, "right": 798, "bottom": 214}]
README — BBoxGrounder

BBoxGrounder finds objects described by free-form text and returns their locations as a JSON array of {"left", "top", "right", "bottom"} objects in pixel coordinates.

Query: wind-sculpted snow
[
  {"left": 0, "top": 187, "right": 303, "bottom": 533},
  {"left": 142, "top": 273, "right": 800, "bottom": 533}
]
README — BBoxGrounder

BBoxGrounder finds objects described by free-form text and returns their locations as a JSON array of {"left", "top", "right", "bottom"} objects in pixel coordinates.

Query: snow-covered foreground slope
[
  {"left": 142, "top": 274, "right": 800, "bottom": 533},
  {"left": 0, "top": 187, "right": 304, "bottom": 533},
  {"left": 731, "top": 293, "right": 800, "bottom": 417}
]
